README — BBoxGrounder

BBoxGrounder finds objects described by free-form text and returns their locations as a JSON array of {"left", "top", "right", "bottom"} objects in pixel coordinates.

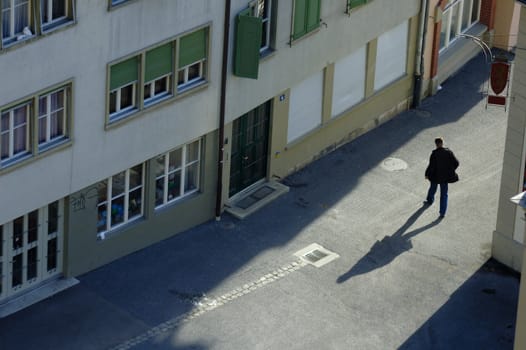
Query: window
[
  {"left": 144, "top": 43, "right": 173, "bottom": 105},
  {"left": 233, "top": 0, "right": 275, "bottom": 79},
  {"left": 374, "top": 20, "right": 408, "bottom": 91},
  {"left": 154, "top": 139, "right": 201, "bottom": 208},
  {"left": 109, "top": 0, "right": 132, "bottom": 8},
  {"left": 251, "top": 0, "right": 272, "bottom": 53},
  {"left": 109, "top": 56, "right": 139, "bottom": 121},
  {"left": 440, "top": 0, "right": 480, "bottom": 51},
  {"left": 178, "top": 28, "right": 207, "bottom": 91},
  {"left": 2, "top": 0, "right": 32, "bottom": 45},
  {"left": 107, "top": 27, "right": 209, "bottom": 124},
  {"left": 38, "top": 87, "right": 67, "bottom": 149},
  {"left": 1, "top": 103, "right": 30, "bottom": 162},
  {"left": 1, "top": 0, "right": 74, "bottom": 47},
  {"left": 41, "top": 0, "right": 73, "bottom": 32},
  {"left": 97, "top": 163, "right": 144, "bottom": 236},
  {"left": 0, "top": 83, "right": 71, "bottom": 168},
  {"left": 292, "top": 0, "right": 320, "bottom": 41}
]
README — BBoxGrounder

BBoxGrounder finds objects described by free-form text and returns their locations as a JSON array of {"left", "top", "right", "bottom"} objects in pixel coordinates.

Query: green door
[{"left": 229, "top": 101, "right": 270, "bottom": 197}]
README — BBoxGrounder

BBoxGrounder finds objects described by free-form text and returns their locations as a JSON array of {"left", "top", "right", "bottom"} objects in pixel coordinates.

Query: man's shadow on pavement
[{"left": 337, "top": 204, "right": 442, "bottom": 283}]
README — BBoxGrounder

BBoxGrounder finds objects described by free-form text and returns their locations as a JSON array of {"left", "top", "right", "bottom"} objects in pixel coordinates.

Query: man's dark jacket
[{"left": 425, "top": 147, "right": 459, "bottom": 183}]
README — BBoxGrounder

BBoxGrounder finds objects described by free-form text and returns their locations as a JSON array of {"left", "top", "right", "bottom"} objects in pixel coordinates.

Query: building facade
[{"left": 0, "top": 0, "right": 500, "bottom": 311}]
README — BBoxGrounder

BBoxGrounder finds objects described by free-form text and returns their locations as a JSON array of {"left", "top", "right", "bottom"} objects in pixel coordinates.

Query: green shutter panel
[
  {"left": 348, "top": 0, "right": 367, "bottom": 10},
  {"left": 306, "top": 0, "right": 320, "bottom": 32},
  {"left": 293, "top": 0, "right": 307, "bottom": 40},
  {"left": 179, "top": 28, "right": 207, "bottom": 68},
  {"left": 110, "top": 56, "right": 139, "bottom": 90},
  {"left": 145, "top": 43, "right": 173, "bottom": 82},
  {"left": 234, "top": 9, "right": 262, "bottom": 79}
]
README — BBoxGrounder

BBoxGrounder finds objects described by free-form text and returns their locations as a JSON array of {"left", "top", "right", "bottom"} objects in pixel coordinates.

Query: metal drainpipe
[
  {"left": 412, "top": 0, "right": 429, "bottom": 108},
  {"left": 215, "top": 0, "right": 231, "bottom": 220}
]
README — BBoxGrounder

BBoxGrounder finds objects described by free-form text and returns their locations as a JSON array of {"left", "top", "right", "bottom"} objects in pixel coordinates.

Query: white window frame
[
  {"left": 38, "top": 87, "right": 67, "bottom": 148},
  {"left": 144, "top": 74, "right": 171, "bottom": 105},
  {"left": 440, "top": 0, "right": 481, "bottom": 52},
  {"left": 1, "top": 103, "right": 30, "bottom": 163},
  {"left": 97, "top": 164, "right": 145, "bottom": 238},
  {"left": 249, "top": 0, "right": 272, "bottom": 53},
  {"left": 155, "top": 139, "right": 201, "bottom": 208},
  {"left": 177, "top": 59, "right": 205, "bottom": 91},
  {"left": 1, "top": 0, "right": 33, "bottom": 44},
  {"left": 41, "top": 0, "right": 69, "bottom": 29},
  {"left": 109, "top": 82, "right": 137, "bottom": 118}
]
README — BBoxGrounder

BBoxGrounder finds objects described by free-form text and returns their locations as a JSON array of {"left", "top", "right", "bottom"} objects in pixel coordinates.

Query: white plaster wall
[
  {"left": 226, "top": 0, "right": 420, "bottom": 121},
  {"left": 0, "top": 0, "right": 224, "bottom": 223}
]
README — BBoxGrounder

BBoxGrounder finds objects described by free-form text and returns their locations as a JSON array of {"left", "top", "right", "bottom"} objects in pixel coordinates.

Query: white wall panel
[
  {"left": 374, "top": 20, "right": 409, "bottom": 91},
  {"left": 332, "top": 46, "right": 366, "bottom": 117},
  {"left": 287, "top": 71, "right": 323, "bottom": 143}
]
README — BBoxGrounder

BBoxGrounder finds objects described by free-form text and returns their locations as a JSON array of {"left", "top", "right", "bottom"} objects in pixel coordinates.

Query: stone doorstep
[
  {"left": 0, "top": 277, "right": 79, "bottom": 318},
  {"left": 225, "top": 181, "right": 290, "bottom": 219}
]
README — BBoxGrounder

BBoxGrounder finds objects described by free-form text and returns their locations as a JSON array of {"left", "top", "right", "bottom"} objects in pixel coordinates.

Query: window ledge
[
  {"left": 96, "top": 216, "right": 145, "bottom": 241},
  {"left": 108, "top": 0, "right": 140, "bottom": 11},
  {"left": 154, "top": 190, "right": 201, "bottom": 213},
  {"left": 41, "top": 19, "right": 76, "bottom": 35}
]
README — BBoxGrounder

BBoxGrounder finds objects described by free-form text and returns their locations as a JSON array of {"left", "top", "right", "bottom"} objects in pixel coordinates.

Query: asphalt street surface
[{"left": 0, "top": 53, "right": 520, "bottom": 350}]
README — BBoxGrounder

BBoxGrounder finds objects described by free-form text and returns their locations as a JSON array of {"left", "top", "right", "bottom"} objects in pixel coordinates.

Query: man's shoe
[
  {"left": 439, "top": 214, "right": 445, "bottom": 219},
  {"left": 423, "top": 200, "right": 433, "bottom": 206}
]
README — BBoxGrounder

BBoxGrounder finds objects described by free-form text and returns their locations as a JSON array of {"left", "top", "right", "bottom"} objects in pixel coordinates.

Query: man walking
[{"left": 425, "top": 137, "right": 459, "bottom": 218}]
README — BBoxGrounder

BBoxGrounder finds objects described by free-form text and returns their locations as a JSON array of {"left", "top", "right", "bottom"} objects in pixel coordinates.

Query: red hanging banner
[{"left": 488, "top": 60, "right": 510, "bottom": 107}]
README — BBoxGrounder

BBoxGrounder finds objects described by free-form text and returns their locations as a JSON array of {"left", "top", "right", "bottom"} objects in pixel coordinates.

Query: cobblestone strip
[{"left": 109, "top": 260, "right": 307, "bottom": 350}]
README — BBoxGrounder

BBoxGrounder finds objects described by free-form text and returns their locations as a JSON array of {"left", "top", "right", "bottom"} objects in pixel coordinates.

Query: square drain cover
[{"left": 294, "top": 243, "right": 339, "bottom": 268}]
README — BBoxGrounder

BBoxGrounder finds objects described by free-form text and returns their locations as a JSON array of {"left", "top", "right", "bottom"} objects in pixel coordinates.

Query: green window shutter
[
  {"left": 348, "top": 0, "right": 367, "bottom": 10},
  {"left": 179, "top": 28, "right": 207, "bottom": 68},
  {"left": 145, "top": 43, "right": 173, "bottom": 82},
  {"left": 234, "top": 9, "right": 262, "bottom": 79},
  {"left": 110, "top": 56, "right": 139, "bottom": 90},
  {"left": 293, "top": 0, "right": 307, "bottom": 40},
  {"left": 306, "top": 0, "right": 320, "bottom": 32}
]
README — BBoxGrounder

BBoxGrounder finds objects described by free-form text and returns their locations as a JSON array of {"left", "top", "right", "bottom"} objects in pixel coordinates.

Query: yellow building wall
[{"left": 494, "top": 0, "right": 520, "bottom": 51}]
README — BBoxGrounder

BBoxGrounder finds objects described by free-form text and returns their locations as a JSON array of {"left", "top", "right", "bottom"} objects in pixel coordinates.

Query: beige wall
[
  {"left": 494, "top": 0, "right": 520, "bottom": 50},
  {"left": 493, "top": 6, "right": 526, "bottom": 272},
  {"left": 515, "top": 245, "right": 526, "bottom": 349}
]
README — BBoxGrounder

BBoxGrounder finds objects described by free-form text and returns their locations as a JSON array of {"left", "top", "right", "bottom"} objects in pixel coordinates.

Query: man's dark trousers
[{"left": 426, "top": 182, "right": 448, "bottom": 216}]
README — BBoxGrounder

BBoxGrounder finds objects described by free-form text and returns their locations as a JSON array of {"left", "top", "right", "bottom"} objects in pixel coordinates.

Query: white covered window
[
  {"left": 154, "top": 139, "right": 201, "bottom": 208},
  {"left": 440, "top": 0, "right": 481, "bottom": 51},
  {"left": 288, "top": 71, "right": 323, "bottom": 143},
  {"left": 374, "top": 20, "right": 408, "bottom": 91},
  {"left": 332, "top": 46, "right": 366, "bottom": 118},
  {"left": 97, "top": 164, "right": 145, "bottom": 237}
]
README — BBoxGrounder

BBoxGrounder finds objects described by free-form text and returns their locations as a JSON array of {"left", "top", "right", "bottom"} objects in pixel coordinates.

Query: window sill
[
  {"left": 41, "top": 18, "right": 76, "bottom": 35},
  {"left": 96, "top": 216, "right": 144, "bottom": 241},
  {"left": 0, "top": 139, "right": 72, "bottom": 175},
  {"left": 107, "top": 108, "right": 139, "bottom": 127},
  {"left": 144, "top": 93, "right": 173, "bottom": 108},
  {"left": 154, "top": 189, "right": 201, "bottom": 213}
]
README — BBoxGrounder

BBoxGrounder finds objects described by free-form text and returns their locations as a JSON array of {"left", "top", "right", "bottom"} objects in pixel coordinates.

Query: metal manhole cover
[
  {"left": 294, "top": 243, "right": 339, "bottom": 268},
  {"left": 381, "top": 157, "right": 408, "bottom": 172}
]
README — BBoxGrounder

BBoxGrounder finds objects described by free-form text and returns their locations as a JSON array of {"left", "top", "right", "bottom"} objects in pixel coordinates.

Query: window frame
[
  {"left": 37, "top": 86, "right": 68, "bottom": 150},
  {"left": 1, "top": 0, "right": 34, "bottom": 46},
  {"left": 0, "top": 81, "right": 72, "bottom": 170},
  {"left": 291, "top": 0, "right": 321, "bottom": 42},
  {"left": 440, "top": 0, "right": 481, "bottom": 52},
  {"left": 106, "top": 25, "right": 210, "bottom": 126},
  {"left": 96, "top": 163, "right": 145, "bottom": 237},
  {"left": 0, "top": 0, "right": 75, "bottom": 49},
  {"left": 249, "top": 0, "right": 273, "bottom": 54},
  {"left": 40, "top": 0, "right": 75, "bottom": 33},
  {"left": 154, "top": 139, "right": 202, "bottom": 209},
  {"left": 1, "top": 102, "right": 31, "bottom": 163}
]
